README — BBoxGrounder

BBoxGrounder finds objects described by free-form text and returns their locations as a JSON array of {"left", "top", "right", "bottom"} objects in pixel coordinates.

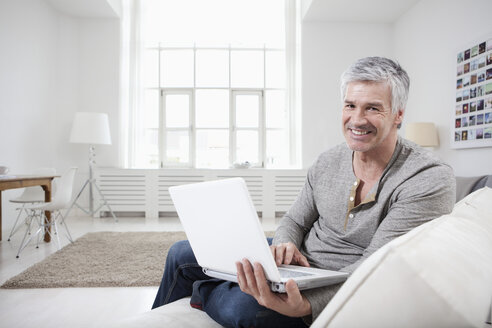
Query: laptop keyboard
[{"left": 278, "top": 268, "right": 314, "bottom": 278}]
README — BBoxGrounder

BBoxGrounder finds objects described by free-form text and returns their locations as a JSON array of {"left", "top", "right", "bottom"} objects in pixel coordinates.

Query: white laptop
[{"left": 169, "top": 177, "right": 348, "bottom": 293}]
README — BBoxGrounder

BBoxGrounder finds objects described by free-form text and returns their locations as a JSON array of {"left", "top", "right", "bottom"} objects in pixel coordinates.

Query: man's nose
[{"left": 350, "top": 107, "right": 367, "bottom": 124}]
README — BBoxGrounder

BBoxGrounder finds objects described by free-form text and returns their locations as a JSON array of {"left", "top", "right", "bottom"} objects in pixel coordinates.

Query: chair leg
[
  {"left": 35, "top": 210, "right": 44, "bottom": 249},
  {"left": 52, "top": 214, "right": 61, "bottom": 250},
  {"left": 16, "top": 213, "right": 43, "bottom": 259},
  {"left": 58, "top": 212, "right": 74, "bottom": 243},
  {"left": 7, "top": 204, "right": 27, "bottom": 241}
]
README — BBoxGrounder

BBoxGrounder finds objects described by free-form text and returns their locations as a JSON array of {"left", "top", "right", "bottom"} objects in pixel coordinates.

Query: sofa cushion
[
  {"left": 455, "top": 175, "right": 492, "bottom": 202},
  {"left": 109, "top": 297, "right": 222, "bottom": 328},
  {"left": 312, "top": 187, "right": 492, "bottom": 328}
]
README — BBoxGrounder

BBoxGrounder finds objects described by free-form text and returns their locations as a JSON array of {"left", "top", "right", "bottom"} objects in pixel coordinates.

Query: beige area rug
[
  {"left": 1, "top": 231, "right": 275, "bottom": 289},
  {"left": 1, "top": 231, "right": 188, "bottom": 289}
]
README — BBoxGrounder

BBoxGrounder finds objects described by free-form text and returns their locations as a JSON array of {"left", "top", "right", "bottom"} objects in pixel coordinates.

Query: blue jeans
[{"left": 152, "top": 239, "right": 308, "bottom": 328}]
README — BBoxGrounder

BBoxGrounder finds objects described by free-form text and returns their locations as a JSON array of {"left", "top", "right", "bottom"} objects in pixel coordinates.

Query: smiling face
[{"left": 342, "top": 81, "right": 403, "bottom": 155}]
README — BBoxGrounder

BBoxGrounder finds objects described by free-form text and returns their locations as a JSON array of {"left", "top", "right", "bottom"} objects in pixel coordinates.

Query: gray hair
[{"left": 340, "top": 57, "right": 410, "bottom": 114}]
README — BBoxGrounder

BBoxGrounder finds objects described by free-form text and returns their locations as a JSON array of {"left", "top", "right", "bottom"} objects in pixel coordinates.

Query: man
[{"left": 152, "top": 57, "right": 456, "bottom": 327}]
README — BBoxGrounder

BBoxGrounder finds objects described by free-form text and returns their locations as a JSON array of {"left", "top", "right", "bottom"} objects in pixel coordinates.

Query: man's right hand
[{"left": 270, "top": 242, "right": 310, "bottom": 267}]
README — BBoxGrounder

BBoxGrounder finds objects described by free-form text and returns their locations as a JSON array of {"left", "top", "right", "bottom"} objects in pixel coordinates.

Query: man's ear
[{"left": 394, "top": 109, "right": 404, "bottom": 126}]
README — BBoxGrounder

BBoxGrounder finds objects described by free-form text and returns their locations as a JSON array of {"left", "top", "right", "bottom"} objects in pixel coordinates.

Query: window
[{"left": 133, "top": 0, "right": 299, "bottom": 168}]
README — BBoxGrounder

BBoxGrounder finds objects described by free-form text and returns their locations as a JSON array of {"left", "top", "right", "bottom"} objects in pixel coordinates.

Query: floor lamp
[{"left": 68, "top": 112, "right": 117, "bottom": 221}]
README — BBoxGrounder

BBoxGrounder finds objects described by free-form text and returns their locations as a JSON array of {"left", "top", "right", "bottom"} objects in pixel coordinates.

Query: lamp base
[{"left": 66, "top": 177, "right": 118, "bottom": 221}]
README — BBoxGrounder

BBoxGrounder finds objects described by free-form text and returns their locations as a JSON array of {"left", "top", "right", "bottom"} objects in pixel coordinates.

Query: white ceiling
[
  {"left": 303, "top": 0, "right": 421, "bottom": 23},
  {"left": 45, "top": 0, "right": 120, "bottom": 18}
]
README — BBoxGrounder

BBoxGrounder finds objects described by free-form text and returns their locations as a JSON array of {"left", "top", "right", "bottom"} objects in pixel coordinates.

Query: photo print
[
  {"left": 479, "top": 56, "right": 486, "bottom": 69},
  {"left": 479, "top": 42, "right": 486, "bottom": 54},
  {"left": 464, "top": 62, "right": 470, "bottom": 74},
  {"left": 486, "top": 97, "right": 492, "bottom": 109},
  {"left": 470, "top": 87, "right": 477, "bottom": 99},
  {"left": 477, "top": 113, "right": 484, "bottom": 125},
  {"left": 469, "top": 115, "right": 476, "bottom": 126},
  {"left": 476, "top": 128, "right": 484, "bottom": 139},
  {"left": 462, "top": 117, "right": 468, "bottom": 127},
  {"left": 488, "top": 53, "right": 492, "bottom": 66},
  {"left": 457, "top": 78, "right": 463, "bottom": 89},
  {"left": 463, "top": 102, "right": 469, "bottom": 113},
  {"left": 456, "top": 105, "right": 462, "bottom": 115},
  {"left": 487, "top": 68, "right": 492, "bottom": 80},
  {"left": 463, "top": 89, "right": 470, "bottom": 100},
  {"left": 478, "top": 99, "right": 484, "bottom": 111},
  {"left": 461, "top": 130, "right": 468, "bottom": 141},
  {"left": 471, "top": 45, "right": 479, "bottom": 57},
  {"left": 485, "top": 112, "right": 492, "bottom": 124},
  {"left": 456, "top": 118, "right": 462, "bottom": 128},
  {"left": 465, "top": 49, "right": 471, "bottom": 60},
  {"left": 457, "top": 91, "right": 463, "bottom": 102},
  {"left": 469, "top": 129, "right": 476, "bottom": 140},
  {"left": 471, "top": 74, "right": 477, "bottom": 85},
  {"left": 486, "top": 82, "right": 492, "bottom": 95},
  {"left": 458, "top": 64, "right": 464, "bottom": 76},
  {"left": 455, "top": 132, "right": 461, "bottom": 141},
  {"left": 478, "top": 85, "right": 483, "bottom": 97},
  {"left": 478, "top": 71, "right": 486, "bottom": 83},
  {"left": 471, "top": 59, "right": 478, "bottom": 71},
  {"left": 470, "top": 101, "right": 476, "bottom": 112},
  {"left": 485, "top": 127, "right": 492, "bottom": 139},
  {"left": 457, "top": 52, "right": 464, "bottom": 63},
  {"left": 463, "top": 75, "right": 470, "bottom": 87}
]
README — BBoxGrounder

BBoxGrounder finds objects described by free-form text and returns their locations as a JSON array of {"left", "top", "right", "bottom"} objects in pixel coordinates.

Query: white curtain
[
  {"left": 119, "top": 0, "right": 143, "bottom": 168},
  {"left": 285, "top": 0, "right": 302, "bottom": 167}
]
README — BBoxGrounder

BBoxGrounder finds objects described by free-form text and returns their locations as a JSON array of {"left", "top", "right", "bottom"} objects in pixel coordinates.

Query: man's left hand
[{"left": 235, "top": 259, "right": 312, "bottom": 318}]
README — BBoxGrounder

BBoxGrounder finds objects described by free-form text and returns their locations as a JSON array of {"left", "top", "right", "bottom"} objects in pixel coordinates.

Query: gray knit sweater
[{"left": 273, "top": 136, "right": 456, "bottom": 322}]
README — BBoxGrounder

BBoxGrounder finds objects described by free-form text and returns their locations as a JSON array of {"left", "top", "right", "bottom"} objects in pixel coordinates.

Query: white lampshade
[
  {"left": 69, "top": 112, "right": 112, "bottom": 145},
  {"left": 405, "top": 122, "right": 439, "bottom": 147}
]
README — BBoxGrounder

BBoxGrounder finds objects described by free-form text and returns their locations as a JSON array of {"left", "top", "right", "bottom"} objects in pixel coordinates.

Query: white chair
[
  {"left": 16, "top": 167, "right": 78, "bottom": 258},
  {"left": 7, "top": 168, "right": 57, "bottom": 242}
]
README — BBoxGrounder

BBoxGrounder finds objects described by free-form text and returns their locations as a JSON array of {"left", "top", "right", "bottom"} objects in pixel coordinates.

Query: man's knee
[
  {"left": 209, "top": 291, "right": 265, "bottom": 327},
  {"left": 166, "top": 240, "right": 195, "bottom": 266},
  {"left": 214, "top": 295, "right": 304, "bottom": 328}
]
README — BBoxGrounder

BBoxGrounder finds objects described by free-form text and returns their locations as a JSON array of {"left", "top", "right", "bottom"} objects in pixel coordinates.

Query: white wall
[
  {"left": 55, "top": 17, "right": 120, "bottom": 176},
  {"left": 0, "top": 0, "right": 58, "bottom": 172},
  {"left": 394, "top": 0, "right": 492, "bottom": 176},
  {"left": 0, "top": 0, "right": 120, "bottom": 235},
  {"left": 301, "top": 0, "right": 492, "bottom": 176},
  {"left": 302, "top": 22, "right": 393, "bottom": 167},
  {"left": 0, "top": 0, "right": 59, "bottom": 235}
]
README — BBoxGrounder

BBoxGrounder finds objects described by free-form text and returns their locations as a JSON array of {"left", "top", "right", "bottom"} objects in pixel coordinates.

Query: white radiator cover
[{"left": 94, "top": 168, "right": 307, "bottom": 218}]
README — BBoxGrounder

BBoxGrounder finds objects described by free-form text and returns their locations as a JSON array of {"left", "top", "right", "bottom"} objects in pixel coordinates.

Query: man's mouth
[{"left": 350, "top": 128, "right": 371, "bottom": 136}]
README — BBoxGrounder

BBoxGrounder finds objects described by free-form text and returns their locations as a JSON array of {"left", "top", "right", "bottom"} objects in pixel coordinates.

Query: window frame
[
  {"left": 160, "top": 89, "right": 194, "bottom": 167},
  {"left": 231, "top": 89, "right": 264, "bottom": 168},
  {"left": 151, "top": 44, "right": 287, "bottom": 169}
]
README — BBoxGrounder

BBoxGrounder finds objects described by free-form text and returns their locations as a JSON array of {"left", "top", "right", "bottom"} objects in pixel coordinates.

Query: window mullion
[
  {"left": 159, "top": 88, "right": 165, "bottom": 168},
  {"left": 190, "top": 89, "right": 195, "bottom": 168},
  {"left": 230, "top": 89, "right": 235, "bottom": 166},
  {"left": 228, "top": 45, "right": 234, "bottom": 167},
  {"left": 192, "top": 45, "right": 197, "bottom": 168},
  {"left": 260, "top": 90, "right": 265, "bottom": 168}
]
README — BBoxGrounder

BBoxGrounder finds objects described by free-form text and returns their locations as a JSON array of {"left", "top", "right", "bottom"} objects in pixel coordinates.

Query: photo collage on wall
[{"left": 454, "top": 36, "right": 492, "bottom": 148}]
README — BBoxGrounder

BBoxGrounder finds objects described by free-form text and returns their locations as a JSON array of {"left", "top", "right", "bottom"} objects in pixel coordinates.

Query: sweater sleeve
[{"left": 272, "top": 164, "right": 319, "bottom": 248}]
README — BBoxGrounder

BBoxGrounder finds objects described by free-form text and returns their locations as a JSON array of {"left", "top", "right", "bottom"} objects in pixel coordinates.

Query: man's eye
[
  {"left": 368, "top": 107, "right": 379, "bottom": 111},
  {"left": 345, "top": 104, "right": 355, "bottom": 109}
]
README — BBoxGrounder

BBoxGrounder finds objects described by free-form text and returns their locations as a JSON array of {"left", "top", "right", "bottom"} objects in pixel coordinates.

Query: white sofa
[{"left": 112, "top": 187, "right": 492, "bottom": 328}]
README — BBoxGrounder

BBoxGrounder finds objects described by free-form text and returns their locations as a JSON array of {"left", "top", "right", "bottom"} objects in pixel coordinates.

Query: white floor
[{"left": 0, "top": 214, "right": 279, "bottom": 328}]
